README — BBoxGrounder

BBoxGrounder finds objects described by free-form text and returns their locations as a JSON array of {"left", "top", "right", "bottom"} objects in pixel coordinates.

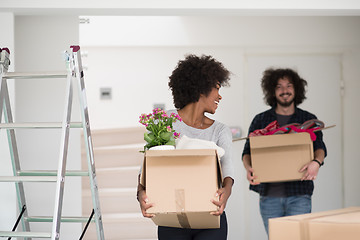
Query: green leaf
[
  {"left": 144, "top": 132, "right": 155, "bottom": 143},
  {"left": 166, "top": 137, "right": 175, "bottom": 146},
  {"left": 160, "top": 131, "right": 172, "bottom": 141}
]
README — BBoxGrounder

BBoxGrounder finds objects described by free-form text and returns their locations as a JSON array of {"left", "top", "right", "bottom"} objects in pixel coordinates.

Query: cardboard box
[
  {"left": 269, "top": 207, "right": 360, "bottom": 240},
  {"left": 140, "top": 149, "right": 222, "bottom": 229},
  {"left": 250, "top": 132, "right": 314, "bottom": 183}
]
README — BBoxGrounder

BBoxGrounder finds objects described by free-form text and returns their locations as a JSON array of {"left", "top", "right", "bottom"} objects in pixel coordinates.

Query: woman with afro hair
[{"left": 137, "top": 54, "right": 235, "bottom": 240}]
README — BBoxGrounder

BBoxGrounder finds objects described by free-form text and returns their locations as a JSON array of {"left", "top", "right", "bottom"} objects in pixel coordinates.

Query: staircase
[{"left": 81, "top": 127, "right": 157, "bottom": 240}]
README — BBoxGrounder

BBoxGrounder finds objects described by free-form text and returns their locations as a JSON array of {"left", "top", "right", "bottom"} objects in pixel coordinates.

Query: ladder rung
[
  {"left": 26, "top": 216, "right": 95, "bottom": 223},
  {"left": 0, "top": 231, "right": 51, "bottom": 238},
  {"left": 19, "top": 170, "right": 89, "bottom": 177},
  {"left": 0, "top": 176, "right": 57, "bottom": 182},
  {"left": 0, "top": 122, "right": 83, "bottom": 129},
  {"left": 2, "top": 71, "right": 67, "bottom": 79}
]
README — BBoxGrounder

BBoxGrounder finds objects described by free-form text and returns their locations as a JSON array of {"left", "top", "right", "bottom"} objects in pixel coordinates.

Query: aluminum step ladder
[{"left": 0, "top": 46, "right": 105, "bottom": 240}]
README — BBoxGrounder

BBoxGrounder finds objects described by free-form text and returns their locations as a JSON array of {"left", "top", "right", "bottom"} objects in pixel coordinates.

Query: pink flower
[
  {"left": 170, "top": 112, "right": 182, "bottom": 122},
  {"left": 139, "top": 108, "right": 182, "bottom": 150},
  {"left": 173, "top": 132, "right": 180, "bottom": 139}
]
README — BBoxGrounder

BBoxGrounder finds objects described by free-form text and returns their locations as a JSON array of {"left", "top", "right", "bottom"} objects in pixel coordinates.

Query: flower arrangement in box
[{"left": 139, "top": 108, "right": 182, "bottom": 151}]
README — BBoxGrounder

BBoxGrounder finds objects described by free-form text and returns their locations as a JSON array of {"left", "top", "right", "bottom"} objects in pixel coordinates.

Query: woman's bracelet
[{"left": 136, "top": 190, "right": 141, "bottom": 202}]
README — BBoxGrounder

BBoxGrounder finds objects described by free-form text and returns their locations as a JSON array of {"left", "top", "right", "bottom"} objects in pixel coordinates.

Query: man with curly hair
[
  {"left": 137, "top": 54, "right": 234, "bottom": 240},
  {"left": 242, "top": 68, "right": 327, "bottom": 235}
]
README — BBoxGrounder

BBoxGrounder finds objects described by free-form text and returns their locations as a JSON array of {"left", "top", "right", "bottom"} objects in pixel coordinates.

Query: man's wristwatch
[{"left": 312, "top": 159, "right": 323, "bottom": 167}]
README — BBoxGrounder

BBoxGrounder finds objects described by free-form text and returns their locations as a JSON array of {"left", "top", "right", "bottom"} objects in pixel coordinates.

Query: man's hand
[
  {"left": 243, "top": 154, "right": 260, "bottom": 185},
  {"left": 246, "top": 166, "right": 260, "bottom": 185},
  {"left": 299, "top": 161, "right": 320, "bottom": 181}
]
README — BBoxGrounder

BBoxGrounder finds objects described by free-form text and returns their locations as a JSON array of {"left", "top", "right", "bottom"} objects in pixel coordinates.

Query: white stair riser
[
  {"left": 83, "top": 193, "right": 140, "bottom": 214},
  {"left": 82, "top": 127, "right": 145, "bottom": 148},
  {"left": 82, "top": 168, "right": 139, "bottom": 189},
  {"left": 83, "top": 220, "right": 157, "bottom": 240},
  {"left": 82, "top": 148, "right": 143, "bottom": 169}
]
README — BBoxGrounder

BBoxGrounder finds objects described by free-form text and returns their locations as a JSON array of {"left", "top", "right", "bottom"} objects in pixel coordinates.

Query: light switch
[
  {"left": 153, "top": 103, "right": 165, "bottom": 110},
  {"left": 100, "top": 88, "right": 112, "bottom": 100}
]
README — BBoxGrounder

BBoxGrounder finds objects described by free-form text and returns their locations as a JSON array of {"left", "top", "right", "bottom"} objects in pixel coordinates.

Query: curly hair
[
  {"left": 261, "top": 68, "right": 308, "bottom": 107},
  {"left": 168, "top": 54, "right": 230, "bottom": 109}
]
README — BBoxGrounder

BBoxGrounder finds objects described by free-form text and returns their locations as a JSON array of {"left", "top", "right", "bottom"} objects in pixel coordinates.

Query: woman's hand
[
  {"left": 210, "top": 177, "right": 233, "bottom": 216},
  {"left": 137, "top": 189, "right": 155, "bottom": 218}
]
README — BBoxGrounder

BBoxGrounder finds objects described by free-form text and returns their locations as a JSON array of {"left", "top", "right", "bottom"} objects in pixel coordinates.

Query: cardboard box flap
[
  {"left": 141, "top": 149, "right": 223, "bottom": 187},
  {"left": 145, "top": 148, "right": 218, "bottom": 157},
  {"left": 312, "top": 210, "right": 360, "bottom": 224},
  {"left": 274, "top": 207, "right": 360, "bottom": 223},
  {"left": 250, "top": 132, "right": 312, "bottom": 149},
  {"left": 269, "top": 207, "right": 360, "bottom": 240}
]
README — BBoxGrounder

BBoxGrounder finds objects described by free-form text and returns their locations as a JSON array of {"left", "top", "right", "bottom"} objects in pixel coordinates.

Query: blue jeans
[{"left": 259, "top": 195, "right": 311, "bottom": 235}]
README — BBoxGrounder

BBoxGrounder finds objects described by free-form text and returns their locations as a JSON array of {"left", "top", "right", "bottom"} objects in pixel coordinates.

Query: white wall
[
  {"left": 13, "top": 16, "right": 81, "bottom": 238},
  {"left": 80, "top": 16, "right": 360, "bottom": 240},
  {"left": 0, "top": 11, "right": 16, "bottom": 232},
  {"left": 80, "top": 16, "right": 360, "bottom": 47},
  {"left": 2, "top": 0, "right": 360, "bottom": 16},
  {"left": 342, "top": 49, "right": 360, "bottom": 207},
  {"left": 1, "top": 13, "right": 360, "bottom": 240}
]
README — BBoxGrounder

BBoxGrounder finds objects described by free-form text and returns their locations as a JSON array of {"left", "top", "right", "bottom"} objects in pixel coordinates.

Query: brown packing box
[
  {"left": 140, "top": 149, "right": 222, "bottom": 229},
  {"left": 250, "top": 132, "right": 314, "bottom": 183},
  {"left": 269, "top": 207, "right": 360, "bottom": 240}
]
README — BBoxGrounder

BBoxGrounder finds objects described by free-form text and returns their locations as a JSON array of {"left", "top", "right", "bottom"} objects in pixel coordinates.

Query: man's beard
[{"left": 276, "top": 93, "right": 294, "bottom": 107}]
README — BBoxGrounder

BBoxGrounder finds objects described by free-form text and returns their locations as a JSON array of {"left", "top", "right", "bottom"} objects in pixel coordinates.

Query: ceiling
[{"left": 1, "top": 0, "right": 360, "bottom": 16}]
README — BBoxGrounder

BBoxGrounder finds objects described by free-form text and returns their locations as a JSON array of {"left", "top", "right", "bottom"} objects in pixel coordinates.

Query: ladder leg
[
  {"left": 8, "top": 205, "right": 27, "bottom": 240},
  {"left": 79, "top": 209, "right": 94, "bottom": 240},
  {"left": 0, "top": 75, "right": 4, "bottom": 115},
  {"left": 1, "top": 69, "right": 31, "bottom": 239},
  {"left": 71, "top": 46, "right": 105, "bottom": 240},
  {"left": 51, "top": 71, "right": 73, "bottom": 240}
]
